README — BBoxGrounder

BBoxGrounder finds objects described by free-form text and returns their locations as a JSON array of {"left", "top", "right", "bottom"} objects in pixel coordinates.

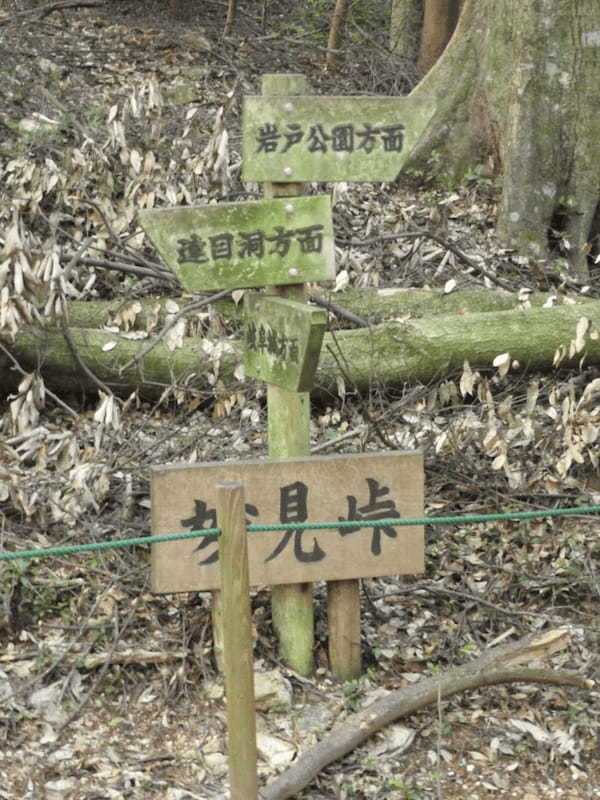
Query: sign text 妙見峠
[{"left": 151, "top": 452, "right": 424, "bottom": 593}]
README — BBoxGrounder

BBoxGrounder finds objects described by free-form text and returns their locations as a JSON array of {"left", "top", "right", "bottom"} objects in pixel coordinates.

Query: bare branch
[{"left": 260, "top": 629, "right": 592, "bottom": 800}]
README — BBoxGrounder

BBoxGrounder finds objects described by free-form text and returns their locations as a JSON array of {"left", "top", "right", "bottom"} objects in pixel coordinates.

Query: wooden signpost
[
  {"left": 242, "top": 94, "right": 434, "bottom": 182},
  {"left": 151, "top": 451, "right": 424, "bottom": 593},
  {"left": 138, "top": 195, "right": 335, "bottom": 291},
  {"left": 142, "top": 72, "right": 427, "bottom": 687},
  {"left": 142, "top": 69, "right": 429, "bottom": 800},
  {"left": 243, "top": 293, "right": 326, "bottom": 392},
  {"left": 216, "top": 482, "right": 258, "bottom": 800}
]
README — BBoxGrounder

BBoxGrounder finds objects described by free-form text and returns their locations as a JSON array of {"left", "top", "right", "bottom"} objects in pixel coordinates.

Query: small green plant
[
  {"left": 383, "top": 778, "right": 428, "bottom": 799},
  {"left": 458, "top": 641, "right": 477, "bottom": 656},
  {"left": 341, "top": 675, "right": 367, "bottom": 711}
]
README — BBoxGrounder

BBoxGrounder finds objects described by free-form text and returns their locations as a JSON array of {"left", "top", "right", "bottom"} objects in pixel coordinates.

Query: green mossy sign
[
  {"left": 242, "top": 95, "right": 434, "bottom": 182},
  {"left": 243, "top": 293, "right": 326, "bottom": 391},
  {"left": 138, "top": 196, "right": 335, "bottom": 291}
]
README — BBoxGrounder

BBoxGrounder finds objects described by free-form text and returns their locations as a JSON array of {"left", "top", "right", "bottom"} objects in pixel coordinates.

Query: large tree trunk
[
  {"left": 3, "top": 302, "right": 600, "bottom": 400},
  {"left": 404, "top": 0, "right": 600, "bottom": 278}
]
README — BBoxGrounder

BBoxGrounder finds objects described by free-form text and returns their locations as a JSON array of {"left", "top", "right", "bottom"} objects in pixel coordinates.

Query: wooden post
[
  {"left": 327, "top": 579, "right": 362, "bottom": 681},
  {"left": 262, "top": 73, "right": 314, "bottom": 677},
  {"left": 217, "top": 482, "right": 258, "bottom": 800},
  {"left": 211, "top": 590, "right": 224, "bottom": 672}
]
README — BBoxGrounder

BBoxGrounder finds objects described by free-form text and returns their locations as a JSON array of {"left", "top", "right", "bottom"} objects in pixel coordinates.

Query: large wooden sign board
[
  {"left": 151, "top": 451, "right": 424, "bottom": 593},
  {"left": 243, "top": 293, "right": 326, "bottom": 391},
  {"left": 242, "top": 95, "right": 434, "bottom": 183},
  {"left": 138, "top": 195, "right": 335, "bottom": 291}
]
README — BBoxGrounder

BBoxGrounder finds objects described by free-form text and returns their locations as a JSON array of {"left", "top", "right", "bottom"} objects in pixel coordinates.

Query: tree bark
[
  {"left": 3, "top": 302, "right": 600, "bottom": 399},
  {"left": 223, "top": 0, "right": 236, "bottom": 36},
  {"left": 404, "top": 0, "right": 600, "bottom": 278},
  {"left": 390, "top": 0, "right": 422, "bottom": 60},
  {"left": 259, "top": 629, "right": 591, "bottom": 800},
  {"left": 326, "top": 0, "right": 350, "bottom": 71},
  {"left": 60, "top": 288, "right": 589, "bottom": 332},
  {"left": 416, "top": 0, "right": 461, "bottom": 74}
]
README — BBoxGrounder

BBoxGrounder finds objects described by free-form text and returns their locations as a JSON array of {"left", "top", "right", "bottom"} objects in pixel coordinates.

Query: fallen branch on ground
[{"left": 259, "top": 629, "right": 593, "bottom": 800}]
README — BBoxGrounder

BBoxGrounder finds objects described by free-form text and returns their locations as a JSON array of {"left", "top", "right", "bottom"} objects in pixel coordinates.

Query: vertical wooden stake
[
  {"left": 262, "top": 73, "right": 315, "bottom": 677},
  {"left": 211, "top": 590, "right": 224, "bottom": 672},
  {"left": 217, "top": 481, "right": 258, "bottom": 800},
  {"left": 327, "top": 579, "right": 362, "bottom": 681}
]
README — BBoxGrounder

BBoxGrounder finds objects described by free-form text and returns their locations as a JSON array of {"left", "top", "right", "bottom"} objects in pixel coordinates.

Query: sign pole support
[
  {"left": 217, "top": 481, "right": 258, "bottom": 800},
  {"left": 260, "top": 72, "right": 362, "bottom": 681},
  {"left": 262, "top": 72, "right": 315, "bottom": 677}
]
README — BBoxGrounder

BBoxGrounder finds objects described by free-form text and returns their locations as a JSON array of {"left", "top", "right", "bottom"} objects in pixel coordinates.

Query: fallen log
[
  {"left": 2, "top": 302, "right": 600, "bottom": 399},
  {"left": 62, "top": 287, "right": 590, "bottom": 331},
  {"left": 259, "top": 629, "right": 593, "bottom": 800}
]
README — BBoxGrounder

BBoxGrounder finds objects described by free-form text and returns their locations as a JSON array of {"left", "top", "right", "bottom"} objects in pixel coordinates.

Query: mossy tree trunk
[
  {"left": 3, "top": 303, "right": 600, "bottom": 400},
  {"left": 389, "top": 0, "right": 422, "bottom": 62},
  {"left": 404, "top": 0, "right": 600, "bottom": 278}
]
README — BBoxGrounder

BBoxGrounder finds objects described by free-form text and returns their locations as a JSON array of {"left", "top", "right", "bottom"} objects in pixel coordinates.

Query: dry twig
[
  {"left": 118, "top": 289, "right": 232, "bottom": 374},
  {"left": 260, "top": 629, "right": 592, "bottom": 800}
]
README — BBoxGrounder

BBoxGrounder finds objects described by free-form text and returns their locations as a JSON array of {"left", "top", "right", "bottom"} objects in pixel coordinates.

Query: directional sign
[
  {"left": 138, "top": 195, "right": 335, "bottom": 291},
  {"left": 243, "top": 294, "right": 326, "bottom": 392},
  {"left": 151, "top": 451, "right": 424, "bottom": 593},
  {"left": 242, "top": 95, "right": 434, "bottom": 183}
]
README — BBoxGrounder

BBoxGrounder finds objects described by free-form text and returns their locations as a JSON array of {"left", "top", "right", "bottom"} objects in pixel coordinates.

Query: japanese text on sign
[
  {"left": 177, "top": 224, "right": 325, "bottom": 265},
  {"left": 255, "top": 122, "right": 405, "bottom": 156},
  {"left": 245, "top": 319, "right": 300, "bottom": 364},
  {"left": 243, "top": 293, "right": 326, "bottom": 393},
  {"left": 242, "top": 95, "right": 435, "bottom": 182},
  {"left": 151, "top": 452, "right": 424, "bottom": 592},
  {"left": 182, "top": 477, "right": 402, "bottom": 567},
  {"left": 137, "top": 195, "right": 335, "bottom": 292}
]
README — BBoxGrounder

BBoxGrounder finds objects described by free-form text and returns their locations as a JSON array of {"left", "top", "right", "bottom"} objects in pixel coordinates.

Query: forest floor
[{"left": 0, "top": 1, "right": 599, "bottom": 799}]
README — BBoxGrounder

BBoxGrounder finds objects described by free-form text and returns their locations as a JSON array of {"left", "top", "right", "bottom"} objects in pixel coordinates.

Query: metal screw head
[
  {"left": 288, "top": 267, "right": 299, "bottom": 277},
  {"left": 283, "top": 166, "right": 293, "bottom": 177},
  {"left": 284, "top": 203, "right": 294, "bottom": 214}
]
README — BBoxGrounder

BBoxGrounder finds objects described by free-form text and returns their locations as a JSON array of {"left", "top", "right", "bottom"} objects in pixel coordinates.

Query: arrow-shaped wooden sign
[{"left": 242, "top": 95, "right": 434, "bottom": 183}]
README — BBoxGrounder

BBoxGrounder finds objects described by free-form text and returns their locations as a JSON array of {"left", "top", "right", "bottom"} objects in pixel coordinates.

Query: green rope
[
  {"left": 248, "top": 504, "right": 600, "bottom": 531},
  {"left": 0, "top": 529, "right": 217, "bottom": 563},
  {"left": 0, "top": 504, "right": 599, "bottom": 563}
]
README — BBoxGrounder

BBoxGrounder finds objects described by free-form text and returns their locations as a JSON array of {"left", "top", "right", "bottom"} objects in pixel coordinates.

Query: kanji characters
[
  {"left": 338, "top": 478, "right": 402, "bottom": 556},
  {"left": 181, "top": 500, "right": 258, "bottom": 565},
  {"left": 244, "top": 319, "right": 300, "bottom": 363},
  {"left": 265, "top": 482, "right": 326, "bottom": 563},
  {"left": 182, "top": 477, "right": 403, "bottom": 568},
  {"left": 295, "top": 225, "right": 324, "bottom": 254},
  {"left": 209, "top": 232, "right": 234, "bottom": 261},
  {"left": 176, "top": 225, "right": 324, "bottom": 266},
  {"left": 254, "top": 121, "right": 405, "bottom": 155},
  {"left": 266, "top": 226, "right": 295, "bottom": 257},
  {"left": 256, "top": 123, "right": 281, "bottom": 153},
  {"left": 177, "top": 233, "right": 208, "bottom": 264},
  {"left": 238, "top": 230, "right": 264, "bottom": 259}
]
